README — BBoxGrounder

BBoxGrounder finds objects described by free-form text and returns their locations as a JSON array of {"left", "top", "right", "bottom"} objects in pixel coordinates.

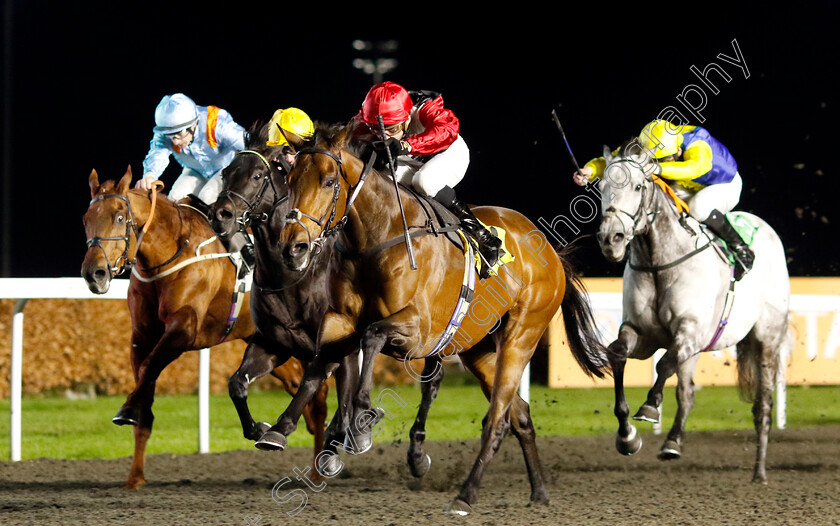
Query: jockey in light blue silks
[
  {"left": 574, "top": 119, "right": 755, "bottom": 280},
  {"left": 136, "top": 93, "right": 247, "bottom": 205},
  {"left": 136, "top": 93, "right": 252, "bottom": 266}
]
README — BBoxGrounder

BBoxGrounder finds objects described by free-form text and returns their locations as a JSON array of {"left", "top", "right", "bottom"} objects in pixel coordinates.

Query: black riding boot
[
  {"left": 434, "top": 186, "right": 501, "bottom": 278},
  {"left": 703, "top": 209, "right": 755, "bottom": 280}
]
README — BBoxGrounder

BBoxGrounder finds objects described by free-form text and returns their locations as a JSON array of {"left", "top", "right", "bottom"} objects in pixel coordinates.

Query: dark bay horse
[
  {"left": 81, "top": 167, "right": 326, "bottom": 488},
  {"left": 256, "top": 121, "right": 608, "bottom": 515},
  {"left": 597, "top": 141, "right": 790, "bottom": 481},
  {"left": 210, "top": 122, "right": 445, "bottom": 478}
]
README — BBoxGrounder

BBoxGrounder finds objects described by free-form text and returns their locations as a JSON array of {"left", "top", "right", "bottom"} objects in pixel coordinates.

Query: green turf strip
[{"left": 1, "top": 385, "right": 839, "bottom": 460}]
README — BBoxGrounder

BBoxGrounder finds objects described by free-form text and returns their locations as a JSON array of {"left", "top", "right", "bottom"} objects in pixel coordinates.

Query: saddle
[{"left": 397, "top": 185, "right": 513, "bottom": 277}]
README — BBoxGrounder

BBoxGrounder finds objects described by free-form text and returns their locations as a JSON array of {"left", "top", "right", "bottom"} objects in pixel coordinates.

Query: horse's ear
[
  {"left": 117, "top": 165, "right": 132, "bottom": 195},
  {"left": 603, "top": 145, "right": 613, "bottom": 164},
  {"left": 89, "top": 169, "right": 100, "bottom": 198},
  {"left": 336, "top": 120, "right": 358, "bottom": 149}
]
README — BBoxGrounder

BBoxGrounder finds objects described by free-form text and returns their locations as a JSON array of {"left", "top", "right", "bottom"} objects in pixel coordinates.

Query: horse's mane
[{"left": 311, "top": 120, "right": 366, "bottom": 158}]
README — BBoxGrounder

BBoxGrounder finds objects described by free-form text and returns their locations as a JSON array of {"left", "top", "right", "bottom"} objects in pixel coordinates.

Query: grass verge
[{"left": 1, "top": 384, "right": 839, "bottom": 460}]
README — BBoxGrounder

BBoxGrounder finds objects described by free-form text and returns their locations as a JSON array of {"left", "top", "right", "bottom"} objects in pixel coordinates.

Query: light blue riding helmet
[{"left": 153, "top": 93, "right": 200, "bottom": 135}]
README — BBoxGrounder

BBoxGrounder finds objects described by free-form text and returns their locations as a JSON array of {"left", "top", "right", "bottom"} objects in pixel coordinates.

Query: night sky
[{"left": 2, "top": 3, "right": 837, "bottom": 278}]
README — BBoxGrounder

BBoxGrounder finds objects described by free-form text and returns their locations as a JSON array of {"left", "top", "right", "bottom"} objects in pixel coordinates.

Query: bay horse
[
  {"left": 210, "top": 122, "right": 445, "bottom": 478},
  {"left": 255, "top": 121, "right": 608, "bottom": 515},
  {"left": 596, "top": 140, "right": 790, "bottom": 482},
  {"left": 81, "top": 167, "right": 326, "bottom": 488}
]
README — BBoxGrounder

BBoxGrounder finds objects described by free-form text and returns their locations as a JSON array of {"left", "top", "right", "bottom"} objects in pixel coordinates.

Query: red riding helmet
[{"left": 360, "top": 81, "right": 413, "bottom": 125}]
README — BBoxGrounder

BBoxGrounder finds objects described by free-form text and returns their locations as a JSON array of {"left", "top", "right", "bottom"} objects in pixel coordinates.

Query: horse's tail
[{"left": 556, "top": 245, "right": 611, "bottom": 379}]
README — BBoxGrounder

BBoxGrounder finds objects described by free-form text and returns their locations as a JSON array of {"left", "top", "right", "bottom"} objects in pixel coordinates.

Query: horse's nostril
[
  {"left": 216, "top": 208, "right": 233, "bottom": 221},
  {"left": 288, "top": 242, "right": 309, "bottom": 258}
]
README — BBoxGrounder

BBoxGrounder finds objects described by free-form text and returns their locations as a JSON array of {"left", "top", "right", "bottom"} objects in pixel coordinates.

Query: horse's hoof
[
  {"left": 112, "top": 407, "right": 139, "bottom": 426},
  {"left": 632, "top": 404, "right": 660, "bottom": 423},
  {"left": 445, "top": 498, "right": 472, "bottom": 516},
  {"left": 752, "top": 471, "right": 768, "bottom": 484},
  {"left": 408, "top": 453, "right": 432, "bottom": 478},
  {"left": 255, "top": 430, "right": 287, "bottom": 451},
  {"left": 316, "top": 452, "right": 344, "bottom": 478},
  {"left": 657, "top": 440, "right": 681, "bottom": 460},
  {"left": 345, "top": 432, "right": 372, "bottom": 455},
  {"left": 123, "top": 477, "right": 146, "bottom": 490},
  {"left": 615, "top": 426, "right": 643, "bottom": 456},
  {"left": 245, "top": 422, "right": 271, "bottom": 441}
]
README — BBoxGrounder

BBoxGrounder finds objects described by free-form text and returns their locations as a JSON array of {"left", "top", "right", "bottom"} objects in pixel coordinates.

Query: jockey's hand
[
  {"left": 373, "top": 138, "right": 409, "bottom": 158},
  {"left": 134, "top": 175, "right": 158, "bottom": 191},
  {"left": 573, "top": 166, "right": 593, "bottom": 186}
]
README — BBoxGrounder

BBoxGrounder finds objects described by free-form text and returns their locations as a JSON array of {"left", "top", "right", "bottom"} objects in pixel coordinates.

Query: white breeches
[
  {"left": 393, "top": 135, "right": 470, "bottom": 197},
  {"left": 168, "top": 168, "right": 224, "bottom": 204},
  {"left": 674, "top": 173, "right": 743, "bottom": 221}
]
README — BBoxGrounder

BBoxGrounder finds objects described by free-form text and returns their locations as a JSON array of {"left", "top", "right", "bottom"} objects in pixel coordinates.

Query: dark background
[{"left": 2, "top": 2, "right": 837, "bottom": 278}]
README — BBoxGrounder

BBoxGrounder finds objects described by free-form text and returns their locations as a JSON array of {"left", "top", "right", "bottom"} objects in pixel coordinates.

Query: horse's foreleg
[
  {"left": 229, "top": 334, "right": 285, "bottom": 441},
  {"left": 317, "top": 349, "right": 360, "bottom": 478},
  {"left": 125, "top": 424, "right": 152, "bottom": 490},
  {"left": 635, "top": 352, "right": 675, "bottom": 424},
  {"left": 609, "top": 325, "right": 643, "bottom": 456},
  {"left": 407, "top": 355, "right": 444, "bottom": 478},
  {"left": 117, "top": 310, "right": 195, "bottom": 489},
  {"left": 658, "top": 352, "right": 699, "bottom": 460}
]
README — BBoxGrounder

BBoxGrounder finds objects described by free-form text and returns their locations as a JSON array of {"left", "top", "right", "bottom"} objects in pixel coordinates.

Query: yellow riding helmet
[
  {"left": 638, "top": 119, "right": 686, "bottom": 159},
  {"left": 267, "top": 108, "right": 315, "bottom": 146}
]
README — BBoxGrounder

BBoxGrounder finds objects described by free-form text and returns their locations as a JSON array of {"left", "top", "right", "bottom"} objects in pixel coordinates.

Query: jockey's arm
[
  {"left": 214, "top": 110, "right": 247, "bottom": 151},
  {"left": 657, "top": 141, "right": 714, "bottom": 181},
  {"left": 406, "top": 95, "right": 459, "bottom": 156},
  {"left": 138, "top": 135, "right": 172, "bottom": 189}
]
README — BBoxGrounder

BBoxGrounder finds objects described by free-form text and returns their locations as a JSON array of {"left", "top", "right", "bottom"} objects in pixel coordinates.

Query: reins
[{"left": 603, "top": 158, "right": 714, "bottom": 274}]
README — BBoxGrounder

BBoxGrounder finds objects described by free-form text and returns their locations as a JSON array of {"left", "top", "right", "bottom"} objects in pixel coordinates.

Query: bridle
[
  {"left": 86, "top": 193, "right": 139, "bottom": 277},
  {"left": 284, "top": 147, "right": 376, "bottom": 253},
  {"left": 601, "top": 158, "right": 659, "bottom": 242},
  {"left": 217, "top": 149, "right": 290, "bottom": 230},
  {"left": 86, "top": 183, "right": 189, "bottom": 278}
]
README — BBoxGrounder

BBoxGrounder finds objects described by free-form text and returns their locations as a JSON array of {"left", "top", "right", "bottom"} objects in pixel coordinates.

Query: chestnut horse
[
  {"left": 256, "top": 122, "right": 609, "bottom": 515},
  {"left": 210, "top": 122, "right": 444, "bottom": 478},
  {"left": 81, "top": 167, "right": 326, "bottom": 489}
]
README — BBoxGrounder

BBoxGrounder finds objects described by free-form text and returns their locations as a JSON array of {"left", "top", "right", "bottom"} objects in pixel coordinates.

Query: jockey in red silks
[
  {"left": 353, "top": 81, "right": 501, "bottom": 275},
  {"left": 575, "top": 119, "right": 755, "bottom": 280}
]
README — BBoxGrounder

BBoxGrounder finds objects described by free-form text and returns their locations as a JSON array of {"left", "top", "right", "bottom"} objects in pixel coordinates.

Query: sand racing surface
[{"left": 2, "top": 425, "right": 840, "bottom": 525}]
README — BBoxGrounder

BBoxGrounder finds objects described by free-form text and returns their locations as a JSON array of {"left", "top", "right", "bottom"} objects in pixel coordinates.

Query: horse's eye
[
  {"left": 116, "top": 215, "right": 124, "bottom": 223},
  {"left": 253, "top": 173, "right": 262, "bottom": 180},
  {"left": 325, "top": 179, "right": 336, "bottom": 188},
  {"left": 635, "top": 184, "right": 642, "bottom": 191}
]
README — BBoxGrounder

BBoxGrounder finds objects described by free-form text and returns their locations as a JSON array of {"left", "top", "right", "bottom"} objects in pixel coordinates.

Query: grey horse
[{"left": 596, "top": 139, "right": 790, "bottom": 482}]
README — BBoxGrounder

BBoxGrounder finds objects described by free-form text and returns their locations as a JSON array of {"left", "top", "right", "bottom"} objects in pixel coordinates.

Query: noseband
[
  {"left": 218, "top": 149, "right": 289, "bottom": 230},
  {"left": 285, "top": 147, "right": 376, "bottom": 252},
  {"left": 601, "top": 158, "right": 659, "bottom": 241}
]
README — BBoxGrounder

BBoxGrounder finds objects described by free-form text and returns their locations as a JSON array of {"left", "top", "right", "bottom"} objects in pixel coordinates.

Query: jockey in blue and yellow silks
[{"left": 574, "top": 119, "right": 755, "bottom": 280}]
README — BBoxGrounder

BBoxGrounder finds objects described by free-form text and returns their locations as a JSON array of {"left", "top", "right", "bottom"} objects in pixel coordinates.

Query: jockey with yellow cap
[
  {"left": 352, "top": 81, "right": 501, "bottom": 276},
  {"left": 574, "top": 119, "right": 754, "bottom": 279},
  {"left": 137, "top": 93, "right": 247, "bottom": 205},
  {"left": 266, "top": 107, "right": 315, "bottom": 167}
]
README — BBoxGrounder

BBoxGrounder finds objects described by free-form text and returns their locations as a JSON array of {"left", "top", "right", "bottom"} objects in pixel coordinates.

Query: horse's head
[
  {"left": 81, "top": 166, "right": 135, "bottom": 293},
  {"left": 279, "top": 121, "right": 362, "bottom": 271},
  {"left": 597, "top": 139, "right": 658, "bottom": 262},
  {"left": 211, "top": 122, "right": 290, "bottom": 239}
]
